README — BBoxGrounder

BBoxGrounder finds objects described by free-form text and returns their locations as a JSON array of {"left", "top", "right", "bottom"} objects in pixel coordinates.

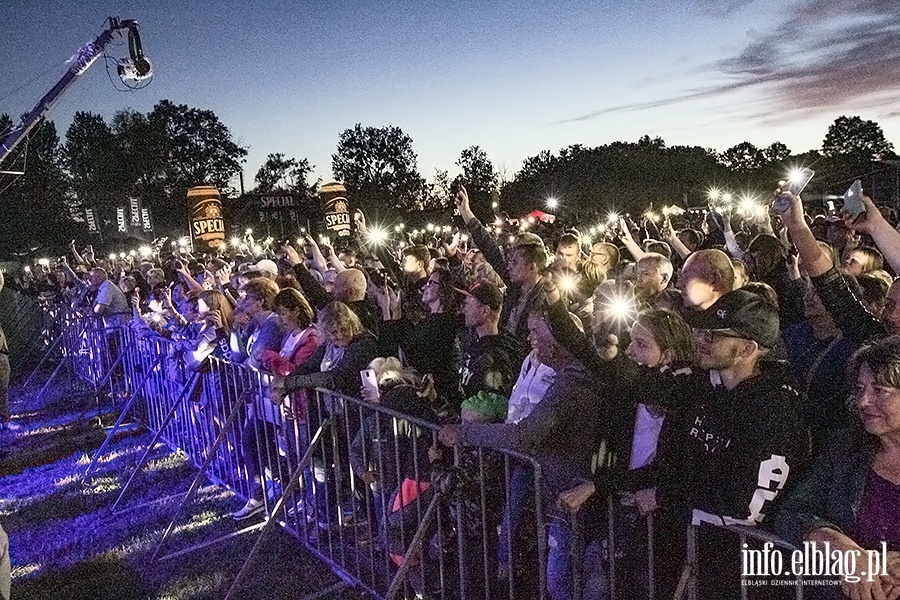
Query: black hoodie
[
  {"left": 633, "top": 360, "right": 811, "bottom": 527},
  {"left": 459, "top": 331, "right": 526, "bottom": 406}
]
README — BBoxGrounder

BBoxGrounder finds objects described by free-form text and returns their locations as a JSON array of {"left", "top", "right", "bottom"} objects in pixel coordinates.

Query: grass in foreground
[{"left": 2, "top": 375, "right": 368, "bottom": 600}]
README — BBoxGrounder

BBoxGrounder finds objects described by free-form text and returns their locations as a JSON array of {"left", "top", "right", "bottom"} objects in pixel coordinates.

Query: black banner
[
  {"left": 116, "top": 206, "right": 128, "bottom": 234},
  {"left": 259, "top": 195, "right": 301, "bottom": 209},
  {"left": 85, "top": 207, "right": 100, "bottom": 235},
  {"left": 129, "top": 196, "right": 141, "bottom": 228}
]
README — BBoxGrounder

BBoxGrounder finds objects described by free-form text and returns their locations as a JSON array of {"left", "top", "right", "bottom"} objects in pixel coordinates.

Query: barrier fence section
[
  {"left": 49, "top": 316, "right": 808, "bottom": 600},
  {"left": 0, "top": 288, "right": 57, "bottom": 372}
]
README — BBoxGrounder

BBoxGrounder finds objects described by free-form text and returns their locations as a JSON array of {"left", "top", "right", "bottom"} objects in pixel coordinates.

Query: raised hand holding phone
[
  {"left": 773, "top": 168, "right": 814, "bottom": 214},
  {"left": 841, "top": 180, "right": 866, "bottom": 223}
]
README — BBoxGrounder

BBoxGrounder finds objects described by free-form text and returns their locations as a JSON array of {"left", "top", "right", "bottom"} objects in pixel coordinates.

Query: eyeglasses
[
  {"left": 691, "top": 328, "right": 747, "bottom": 344},
  {"left": 424, "top": 279, "right": 439, "bottom": 288}
]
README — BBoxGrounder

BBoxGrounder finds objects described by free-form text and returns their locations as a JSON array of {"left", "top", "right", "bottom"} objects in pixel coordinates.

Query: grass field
[{"left": 1, "top": 376, "right": 368, "bottom": 600}]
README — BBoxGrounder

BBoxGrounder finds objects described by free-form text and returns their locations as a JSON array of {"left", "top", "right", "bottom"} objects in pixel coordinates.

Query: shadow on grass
[
  {"left": 14, "top": 554, "right": 154, "bottom": 600},
  {"left": 3, "top": 462, "right": 195, "bottom": 535},
  {"left": 0, "top": 421, "right": 105, "bottom": 477},
  {"left": 7, "top": 375, "right": 370, "bottom": 600}
]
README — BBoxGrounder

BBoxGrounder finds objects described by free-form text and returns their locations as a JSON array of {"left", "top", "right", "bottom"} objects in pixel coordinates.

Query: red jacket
[{"left": 262, "top": 326, "right": 320, "bottom": 422}]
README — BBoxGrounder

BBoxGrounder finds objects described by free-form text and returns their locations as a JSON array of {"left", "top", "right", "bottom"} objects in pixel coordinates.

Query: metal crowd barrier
[
  {"left": 0, "top": 287, "right": 57, "bottom": 373},
  {"left": 86, "top": 333, "right": 552, "bottom": 599},
  {"left": 23, "top": 308, "right": 134, "bottom": 413},
  {"left": 677, "top": 522, "right": 805, "bottom": 600},
  {"left": 223, "top": 386, "right": 551, "bottom": 600},
  {"left": 61, "top": 318, "right": 810, "bottom": 600}
]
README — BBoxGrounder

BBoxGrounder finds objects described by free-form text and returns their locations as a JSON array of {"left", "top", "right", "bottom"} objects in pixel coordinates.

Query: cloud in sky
[
  {"left": 566, "top": 0, "right": 900, "bottom": 124},
  {"left": 691, "top": 0, "right": 762, "bottom": 17}
]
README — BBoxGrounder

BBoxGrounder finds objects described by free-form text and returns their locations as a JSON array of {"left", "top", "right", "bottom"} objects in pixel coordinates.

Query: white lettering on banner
[
  {"left": 325, "top": 213, "right": 351, "bottom": 228},
  {"left": 192, "top": 219, "right": 225, "bottom": 236},
  {"left": 85, "top": 208, "right": 98, "bottom": 232},
  {"left": 141, "top": 208, "right": 153, "bottom": 232},
  {"left": 116, "top": 207, "right": 127, "bottom": 233},
  {"left": 129, "top": 197, "right": 141, "bottom": 227},
  {"left": 260, "top": 196, "right": 297, "bottom": 208}
]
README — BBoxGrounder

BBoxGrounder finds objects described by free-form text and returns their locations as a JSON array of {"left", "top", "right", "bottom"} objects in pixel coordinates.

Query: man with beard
[{"left": 627, "top": 289, "right": 809, "bottom": 598}]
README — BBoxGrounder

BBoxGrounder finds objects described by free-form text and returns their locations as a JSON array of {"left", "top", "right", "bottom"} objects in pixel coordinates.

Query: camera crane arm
[{"left": 0, "top": 16, "right": 151, "bottom": 166}]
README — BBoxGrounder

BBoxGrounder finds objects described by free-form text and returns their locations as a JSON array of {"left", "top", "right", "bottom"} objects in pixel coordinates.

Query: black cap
[
  {"left": 685, "top": 289, "right": 780, "bottom": 348},
  {"left": 456, "top": 282, "right": 504, "bottom": 311}
]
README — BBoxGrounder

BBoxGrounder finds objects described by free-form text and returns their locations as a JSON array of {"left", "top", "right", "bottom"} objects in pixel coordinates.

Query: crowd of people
[{"left": 5, "top": 179, "right": 900, "bottom": 600}]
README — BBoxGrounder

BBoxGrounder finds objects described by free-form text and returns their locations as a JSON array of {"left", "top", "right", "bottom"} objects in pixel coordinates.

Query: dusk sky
[{"left": 2, "top": 0, "right": 898, "bottom": 187}]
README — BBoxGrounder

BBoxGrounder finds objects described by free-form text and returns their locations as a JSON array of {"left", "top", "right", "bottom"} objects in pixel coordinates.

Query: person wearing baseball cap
[
  {"left": 253, "top": 258, "right": 279, "bottom": 280},
  {"left": 438, "top": 293, "right": 608, "bottom": 600},
  {"left": 454, "top": 282, "right": 525, "bottom": 417},
  {"left": 684, "top": 288, "right": 782, "bottom": 354},
  {"left": 625, "top": 287, "right": 809, "bottom": 598}
]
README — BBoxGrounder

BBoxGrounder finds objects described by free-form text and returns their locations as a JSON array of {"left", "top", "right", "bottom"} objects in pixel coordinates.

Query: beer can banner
[
  {"left": 141, "top": 207, "right": 154, "bottom": 234},
  {"left": 319, "top": 181, "right": 352, "bottom": 237},
  {"left": 129, "top": 196, "right": 141, "bottom": 228},
  {"left": 187, "top": 186, "right": 225, "bottom": 252},
  {"left": 116, "top": 207, "right": 128, "bottom": 233},
  {"left": 85, "top": 207, "right": 100, "bottom": 235}
]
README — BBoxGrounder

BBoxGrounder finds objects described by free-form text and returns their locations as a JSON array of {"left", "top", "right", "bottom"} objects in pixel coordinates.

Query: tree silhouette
[
  {"left": 0, "top": 118, "right": 71, "bottom": 253},
  {"left": 63, "top": 112, "right": 127, "bottom": 214},
  {"left": 720, "top": 142, "right": 765, "bottom": 173},
  {"left": 822, "top": 116, "right": 894, "bottom": 160},
  {"left": 253, "top": 152, "right": 315, "bottom": 194},
  {"left": 331, "top": 124, "right": 425, "bottom": 214},
  {"left": 456, "top": 145, "right": 498, "bottom": 220}
]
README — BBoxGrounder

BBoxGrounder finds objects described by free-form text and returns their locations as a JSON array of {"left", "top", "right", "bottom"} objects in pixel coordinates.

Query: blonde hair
[
  {"left": 367, "top": 356, "right": 418, "bottom": 387},
  {"left": 318, "top": 301, "right": 365, "bottom": 340}
]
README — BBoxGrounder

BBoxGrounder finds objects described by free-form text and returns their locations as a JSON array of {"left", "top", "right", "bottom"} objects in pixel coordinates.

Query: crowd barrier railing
[
  {"left": 55, "top": 316, "right": 811, "bottom": 600},
  {"left": 676, "top": 521, "right": 805, "bottom": 600},
  {"left": 0, "top": 288, "right": 59, "bottom": 374},
  {"left": 222, "top": 386, "right": 551, "bottom": 600}
]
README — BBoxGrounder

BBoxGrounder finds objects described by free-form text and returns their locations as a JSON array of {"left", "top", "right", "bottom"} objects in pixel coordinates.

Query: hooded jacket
[
  {"left": 772, "top": 429, "right": 878, "bottom": 548},
  {"left": 459, "top": 330, "right": 525, "bottom": 406},
  {"left": 633, "top": 361, "right": 811, "bottom": 527}
]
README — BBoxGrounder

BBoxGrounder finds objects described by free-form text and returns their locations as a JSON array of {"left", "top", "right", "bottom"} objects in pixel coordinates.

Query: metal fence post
[{"left": 111, "top": 372, "right": 201, "bottom": 512}]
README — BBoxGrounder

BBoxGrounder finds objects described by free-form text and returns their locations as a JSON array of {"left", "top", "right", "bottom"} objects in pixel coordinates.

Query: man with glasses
[
  {"left": 628, "top": 288, "right": 809, "bottom": 598},
  {"left": 589, "top": 241, "right": 619, "bottom": 277}
]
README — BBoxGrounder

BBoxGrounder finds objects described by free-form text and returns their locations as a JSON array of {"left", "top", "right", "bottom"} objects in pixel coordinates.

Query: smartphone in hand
[
  {"left": 786, "top": 168, "right": 815, "bottom": 195},
  {"left": 360, "top": 368, "right": 380, "bottom": 400},
  {"left": 773, "top": 168, "right": 815, "bottom": 213},
  {"left": 842, "top": 179, "right": 866, "bottom": 223}
]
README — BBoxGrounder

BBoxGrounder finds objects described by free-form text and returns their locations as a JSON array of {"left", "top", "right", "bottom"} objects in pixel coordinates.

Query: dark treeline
[{"left": 0, "top": 105, "right": 896, "bottom": 256}]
